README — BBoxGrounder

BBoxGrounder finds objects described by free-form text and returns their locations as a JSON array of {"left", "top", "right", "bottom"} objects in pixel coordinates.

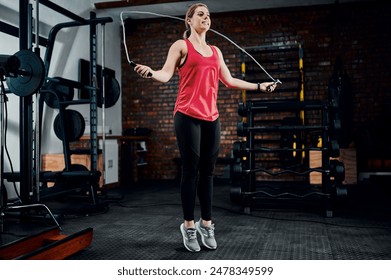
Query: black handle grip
[
  {"left": 130, "top": 61, "right": 152, "bottom": 77},
  {"left": 266, "top": 79, "right": 281, "bottom": 92}
]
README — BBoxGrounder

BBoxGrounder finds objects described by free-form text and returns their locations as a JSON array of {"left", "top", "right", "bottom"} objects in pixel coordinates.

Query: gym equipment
[
  {"left": 231, "top": 43, "right": 345, "bottom": 217},
  {"left": 39, "top": 75, "right": 99, "bottom": 196},
  {"left": 0, "top": 226, "right": 93, "bottom": 260},
  {"left": 0, "top": 54, "right": 20, "bottom": 77},
  {"left": 53, "top": 109, "right": 85, "bottom": 142},
  {"left": 232, "top": 99, "right": 345, "bottom": 216},
  {"left": 328, "top": 56, "right": 353, "bottom": 148},
  {"left": 0, "top": 1, "right": 61, "bottom": 230},
  {"left": 1, "top": 0, "right": 111, "bottom": 259},
  {"left": 41, "top": 77, "right": 75, "bottom": 109},
  {"left": 38, "top": 11, "right": 112, "bottom": 187},
  {"left": 6, "top": 50, "right": 45, "bottom": 97},
  {"left": 79, "top": 59, "right": 121, "bottom": 108},
  {"left": 279, "top": 117, "right": 303, "bottom": 166},
  {"left": 329, "top": 139, "right": 340, "bottom": 158},
  {"left": 0, "top": 184, "right": 6, "bottom": 212},
  {"left": 329, "top": 159, "right": 345, "bottom": 182},
  {"left": 97, "top": 73, "right": 120, "bottom": 108}
]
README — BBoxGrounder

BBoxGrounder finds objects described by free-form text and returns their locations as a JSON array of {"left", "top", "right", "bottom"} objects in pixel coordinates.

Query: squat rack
[
  {"left": 1, "top": 0, "right": 112, "bottom": 205},
  {"left": 0, "top": 0, "right": 112, "bottom": 259}
]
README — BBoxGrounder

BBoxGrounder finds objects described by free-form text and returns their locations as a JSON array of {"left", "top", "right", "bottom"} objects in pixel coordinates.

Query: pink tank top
[{"left": 174, "top": 39, "right": 220, "bottom": 121}]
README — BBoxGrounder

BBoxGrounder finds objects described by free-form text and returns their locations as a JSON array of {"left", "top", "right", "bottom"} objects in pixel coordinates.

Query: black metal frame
[
  {"left": 0, "top": 0, "right": 112, "bottom": 208},
  {"left": 232, "top": 43, "right": 345, "bottom": 217}
]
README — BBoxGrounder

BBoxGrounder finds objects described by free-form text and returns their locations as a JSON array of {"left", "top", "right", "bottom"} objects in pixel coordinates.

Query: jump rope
[{"left": 120, "top": 11, "right": 282, "bottom": 90}]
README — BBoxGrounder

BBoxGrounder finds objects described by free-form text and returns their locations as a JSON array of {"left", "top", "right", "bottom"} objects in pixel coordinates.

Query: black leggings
[{"left": 174, "top": 112, "right": 220, "bottom": 222}]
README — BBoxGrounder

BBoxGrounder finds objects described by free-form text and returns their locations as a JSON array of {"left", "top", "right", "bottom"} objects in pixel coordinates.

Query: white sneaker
[
  {"left": 195, "top": 219, "right": 217, "bottom": 249},
  {"left": 180, "top": 223, "right": 201, "bottom": 252}
]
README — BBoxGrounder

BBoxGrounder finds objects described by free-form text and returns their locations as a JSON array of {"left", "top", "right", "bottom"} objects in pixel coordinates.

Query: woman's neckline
[{"left": 187, "top": 39, "right": 213, "bottom": 57}]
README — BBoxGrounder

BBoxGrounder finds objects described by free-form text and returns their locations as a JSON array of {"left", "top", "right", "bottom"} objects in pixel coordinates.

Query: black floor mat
[{"left": 1, "top": 180, "right": 390, "bottom": 260}]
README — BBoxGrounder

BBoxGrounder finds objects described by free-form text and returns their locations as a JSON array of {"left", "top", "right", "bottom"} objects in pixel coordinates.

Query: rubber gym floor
[{"left": 1, "top": 178, "right": 390, "bottom": 260}]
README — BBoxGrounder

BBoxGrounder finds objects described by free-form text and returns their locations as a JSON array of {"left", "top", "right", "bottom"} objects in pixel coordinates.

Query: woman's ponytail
[{"left": 183, "top": 29, "right": 191, "bottom": 39}]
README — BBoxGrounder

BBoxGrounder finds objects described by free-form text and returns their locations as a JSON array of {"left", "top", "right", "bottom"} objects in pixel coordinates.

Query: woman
[{"left": 134, "top": 3, "right": 277, "bottom": 252}]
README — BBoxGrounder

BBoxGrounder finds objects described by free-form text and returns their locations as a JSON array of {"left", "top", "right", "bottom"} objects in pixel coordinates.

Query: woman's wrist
[{"left": 257, "top": 82, "right": 262, "bottom": 93}]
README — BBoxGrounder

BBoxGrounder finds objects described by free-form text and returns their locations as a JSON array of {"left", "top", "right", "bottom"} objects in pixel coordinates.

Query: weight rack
[
  {"left": 0, "top": 0, "right": 104, "bottom": 259},
  {"left": 231, "top": 43, "right": 346, "bottom": 217}
]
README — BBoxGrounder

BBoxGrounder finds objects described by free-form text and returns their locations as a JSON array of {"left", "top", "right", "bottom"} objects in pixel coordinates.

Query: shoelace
[
  {"left": 186, "top": 228, "right": 197, "bottom": 240},
  {"left": 202, "top": 225, "right": 215, "bottom": 237}
]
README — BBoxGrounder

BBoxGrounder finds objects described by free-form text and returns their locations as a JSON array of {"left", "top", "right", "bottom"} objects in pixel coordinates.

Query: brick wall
[{"left": 121, "top": 2, "right": 391, "bottom": 180}]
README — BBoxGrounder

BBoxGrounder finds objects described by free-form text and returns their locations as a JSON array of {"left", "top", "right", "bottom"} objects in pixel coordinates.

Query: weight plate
[
  {"left": 53, "top": 109, "right": 85, "bottom": 142},
  {"left": 42, "top": 77, "right": 74, "bottom": 109},
  {"left": 237, "top": 122, "right": 245, "bottom": 137},
  {"left": 232, "top": 141, "right": 243, "bottom": 158},
  {"left": 335, "top": 184, "right": 348, "bottom": 198},
  {"left": 233, "top": 162, "right": 243, "bottom": 175},
  {"left": 329, "top": 139, "right": 340, "bottom": 158},
  {"left": 6, "top": 49, "right": 45, "bottom": 97},
  {"left": 230, "top": 185, "right": 242, "bottom": 204},
  {"left": 330, "top": 159, "right": 345, "bottom": 182},
  {"left": 97, "top": 75, "right": 120, "bottom": 108}
]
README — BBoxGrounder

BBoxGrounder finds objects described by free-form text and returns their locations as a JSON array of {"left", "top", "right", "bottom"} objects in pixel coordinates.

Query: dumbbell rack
[{"left": 231, "top": 43, "right": 345, "bottom": 217}]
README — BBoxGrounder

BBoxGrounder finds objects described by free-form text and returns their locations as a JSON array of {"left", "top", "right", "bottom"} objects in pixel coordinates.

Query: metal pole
[
  {"left": 0, "top": 81, "right": 6, "bottom": 211},
  {"left": 19, "top": 0, "right": 33, "bottom": 204},
  {"left": 34, "top": 0, "right": 41, "bottom": 201},
  {"left": 101, "top": 24, "right": 106, "bottom": 186}
]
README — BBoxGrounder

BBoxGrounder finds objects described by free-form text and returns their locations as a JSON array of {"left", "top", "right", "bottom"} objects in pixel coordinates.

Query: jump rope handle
[
  {"left": 130, "top": 61, "right": 152, "bottom": 77},
  {"left": 266, "top": 79, "right": 282, "bottom": 92}
]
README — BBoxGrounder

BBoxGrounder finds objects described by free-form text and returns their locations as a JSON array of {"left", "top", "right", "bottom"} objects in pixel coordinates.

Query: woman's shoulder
[
  {"left": 209, "top": 43, "right": 221, "bottom": 51},
  {"left": 207, "top": 41, "right": 220, "bottom": 50},
  {"left": 209, "top": 44, "right": 222, "bottom": 57},
  {"left": 172, "top": 39, "right": 187, "bottom": 47},
  {"left": 170, "top": 39, "right": 188, "bottom": 54}
]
